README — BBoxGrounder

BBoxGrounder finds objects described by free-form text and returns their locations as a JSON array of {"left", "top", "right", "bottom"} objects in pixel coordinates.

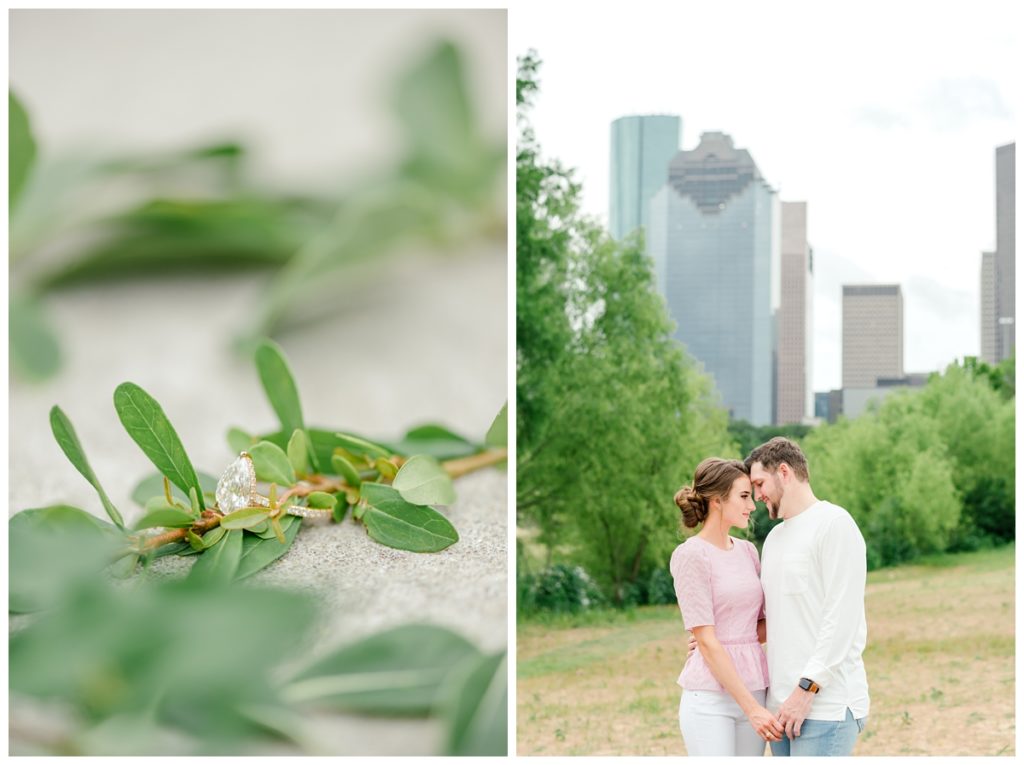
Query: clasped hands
[{"left": 685, "top": 632, "right": 811, "bottom": 742}]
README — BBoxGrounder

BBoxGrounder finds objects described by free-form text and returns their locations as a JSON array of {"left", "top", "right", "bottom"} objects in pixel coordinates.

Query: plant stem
[
  {"left": 442, "top": 448, "right": 508, "bottom": 479},
  {"left": 134, "top": 447, "right": 507, "bottom": 549},
  {"left": 137, "top": 512, "right": 222, "bottom": 552}
]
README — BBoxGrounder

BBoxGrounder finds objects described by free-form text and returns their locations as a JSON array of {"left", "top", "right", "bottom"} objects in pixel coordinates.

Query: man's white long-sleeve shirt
[{"left": 761, "top": 500, "right": 870, "bottom": 721}]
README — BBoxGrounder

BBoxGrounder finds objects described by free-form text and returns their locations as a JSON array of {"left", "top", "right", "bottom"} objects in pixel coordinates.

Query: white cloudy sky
[{"left": 514, "top": 0, "right": 1018, "bottom": 391}]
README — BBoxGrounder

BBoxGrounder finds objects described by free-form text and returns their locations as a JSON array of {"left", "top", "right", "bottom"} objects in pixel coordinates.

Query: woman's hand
[
  {"left": 747, "top": 705, "right": 784, "bottom": 742},
  {"left": 686, "top": 632, "right": 698, "bottom": 658}
]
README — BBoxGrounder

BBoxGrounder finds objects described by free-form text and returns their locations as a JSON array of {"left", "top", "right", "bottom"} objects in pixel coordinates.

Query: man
[{"left": 746, "top": 436, "right": 870, "bottom": 756}]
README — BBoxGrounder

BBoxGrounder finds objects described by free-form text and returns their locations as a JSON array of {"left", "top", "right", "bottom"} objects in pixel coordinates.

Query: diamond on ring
[{"left": 216, "top": 452, "right": 269, "bottom": 513}]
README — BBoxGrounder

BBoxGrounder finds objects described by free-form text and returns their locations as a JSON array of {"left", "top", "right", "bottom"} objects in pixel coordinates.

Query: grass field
[{"left": 517, "top": 544, "right": 1015, "bottom": 756}]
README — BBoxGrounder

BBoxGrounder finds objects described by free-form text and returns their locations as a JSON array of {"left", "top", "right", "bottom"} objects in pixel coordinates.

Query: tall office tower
[
  {"left": 777, "top": 202, "right": 813, "bottom": 424},
  {"left": 981, "top": 251, "right": 999, "bottom": 364},
  {"left": 609, "top": 115, "right": 681, "bottom": 240},
  {"left": 648, "top": 131, "right": 779, "bottom": 425},
  {"left": 995, "top": 142, "right": 1015, "bottom": 361},
  {"left": 842, "top": 285, "right": 904, "bottom": 388}
]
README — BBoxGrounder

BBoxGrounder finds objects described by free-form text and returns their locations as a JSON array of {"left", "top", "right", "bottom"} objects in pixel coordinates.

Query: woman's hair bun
[{"left": 674, "top": 485, "right": 708, "bottom": 528}]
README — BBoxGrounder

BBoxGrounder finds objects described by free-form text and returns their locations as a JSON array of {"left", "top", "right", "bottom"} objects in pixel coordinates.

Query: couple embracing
[{"left": 670, "top": 437, "right": 869, "bottom": 756}]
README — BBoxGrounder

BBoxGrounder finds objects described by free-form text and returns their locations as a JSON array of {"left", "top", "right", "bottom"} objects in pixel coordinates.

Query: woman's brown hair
[{"left": 674, "top": 458, "right": 749, "bottom": 528}]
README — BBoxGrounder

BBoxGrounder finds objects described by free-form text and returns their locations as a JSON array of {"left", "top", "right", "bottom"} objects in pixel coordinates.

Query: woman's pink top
[{"left": 669, "top": 536, "right": 769, "bottom": 692}]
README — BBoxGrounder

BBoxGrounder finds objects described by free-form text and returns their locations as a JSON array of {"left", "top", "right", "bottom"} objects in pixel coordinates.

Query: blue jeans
[{"left": 769, "top": 708, "right": 867, "bottom": 756}]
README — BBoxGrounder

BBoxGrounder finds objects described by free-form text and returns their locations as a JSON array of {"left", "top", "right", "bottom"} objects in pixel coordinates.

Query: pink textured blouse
[{"left": 669, "top": 536, "right": 769, "bottom": 692}]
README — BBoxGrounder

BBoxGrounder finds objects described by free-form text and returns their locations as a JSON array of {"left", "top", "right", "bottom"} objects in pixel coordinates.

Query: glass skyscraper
[
  {"left": 647, "top": 131, "right": 779, "bottom": 425},
  {"left": 609, "top": 115, "right": 681, "bottom": 241}
]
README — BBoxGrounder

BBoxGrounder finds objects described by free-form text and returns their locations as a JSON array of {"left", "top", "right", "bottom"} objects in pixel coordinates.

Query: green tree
[{"left": 516, "top": 53, "right": 733, "bottom": 604}]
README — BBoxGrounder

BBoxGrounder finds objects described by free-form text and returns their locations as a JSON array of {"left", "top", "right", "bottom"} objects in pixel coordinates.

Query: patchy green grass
[{"left": 517, "top": 544, "right": 1014, "bottom": 756}]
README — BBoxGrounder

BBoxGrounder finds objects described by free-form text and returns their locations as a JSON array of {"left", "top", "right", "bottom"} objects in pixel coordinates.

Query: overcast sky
[{"left": 514, "top": 0, "right": 1018, "bottom": 391}]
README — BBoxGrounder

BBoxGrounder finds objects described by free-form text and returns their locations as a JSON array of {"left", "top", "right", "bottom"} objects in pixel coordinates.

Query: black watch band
[{"left": 798, "top": 677, "right": 821, "bottom": 694}]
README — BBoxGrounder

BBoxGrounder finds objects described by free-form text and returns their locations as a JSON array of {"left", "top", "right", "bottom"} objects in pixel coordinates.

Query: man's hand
[
  {"left": 776, "top": 686, "right": 816, "bottom": 740},
  {"left": 686, "top": 632, "right": 698, "bottom": 659}
]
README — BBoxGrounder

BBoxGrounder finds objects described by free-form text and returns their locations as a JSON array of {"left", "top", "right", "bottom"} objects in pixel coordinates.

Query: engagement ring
[{"left": 216, "top": 451, "right": 332, "bottom": 518}]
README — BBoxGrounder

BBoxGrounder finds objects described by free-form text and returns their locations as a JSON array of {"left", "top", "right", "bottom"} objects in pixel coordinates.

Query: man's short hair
[{"left": 744, "top": 436, "right": 810, "bottom": 482}]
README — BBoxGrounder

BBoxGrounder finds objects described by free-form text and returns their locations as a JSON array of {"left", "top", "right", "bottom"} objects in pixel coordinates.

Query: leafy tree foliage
[{"left": 516, "top": 53, "right": 734, "bottom": 603}]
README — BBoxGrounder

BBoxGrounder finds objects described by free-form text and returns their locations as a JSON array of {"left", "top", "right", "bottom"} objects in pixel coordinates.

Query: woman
[{"left": 670, "top": 457, "right": 783, "bottom": 756}]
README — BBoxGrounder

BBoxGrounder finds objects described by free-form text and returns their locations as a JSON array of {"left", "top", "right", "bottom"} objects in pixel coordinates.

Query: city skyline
[{"left": 516, "top": 1, "right": 1017, "bottom": 390}]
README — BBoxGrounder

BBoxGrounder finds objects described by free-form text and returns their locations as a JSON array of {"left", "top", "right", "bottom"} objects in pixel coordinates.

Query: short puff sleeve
[{"left": 669, "top": 541, "right": 714, "bottom": 629}]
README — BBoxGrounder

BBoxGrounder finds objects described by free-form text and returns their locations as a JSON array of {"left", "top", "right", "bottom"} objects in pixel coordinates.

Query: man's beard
[{"left": 766, "top": 500, "right": 779, "bottom": 520}]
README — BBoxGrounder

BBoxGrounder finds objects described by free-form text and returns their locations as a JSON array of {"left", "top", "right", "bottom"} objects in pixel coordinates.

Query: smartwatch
[{"left": 798, "top": 677, "right": 821, "bottom": 694}]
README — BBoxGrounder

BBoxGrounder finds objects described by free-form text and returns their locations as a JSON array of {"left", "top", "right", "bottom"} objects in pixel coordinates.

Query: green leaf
[
  {"left": 9, "top": 505, "right": 121, "bottom": 613},
  {"left": 374, "top": 457, "right": 397, "bottom": 480},
  {"left": 332, "top": 496, "right": 349, "bottom": 523},
  {"left": 255, "top": 339, "right": 319, "bottom": 472},
  {"left": 392, "top": 455, "right": 456, "bottom": 506},
  {"left": 255, "top": 512, "right": 294, "bottom": 539},
  {"left": 334, "top": 432, "right": 392, "bottom": 459},
  {"left": 188, "top": 528, "right": 243, "bottom": 584},
  {"left": 359, "top": 483, "right": 459, "bottom": 553},
  {"left": 110, "top": 553, "right": 139, "bottom": 580},
  {"left": 113, "top": 383, "right": 205, "bottom": 510},
  {"left": 148, "top": 541, "right": 190, "bottom": 560},
  {"left": 331, "top": 454, "right": 362, "bottom": 487},
  {"left": 186, "top": 530, "right": 204, "bottom": 551},
  {"left": 484, "top": 402, "right": 507, "bottom": 448},
  {"left": 307, "top": 492, "right": 337, "bottom": 510},
  {"left": 248, "top": 440, "right": 296, "bottom": 486},
  {"left": 220, "top": 508, "right": 271, "bottom": 530},
  {"left": 283, "top": 624, "right": 482, "bottom": 714},
  {"left": 227, "top": 427, "right": 254, "bottom": 454},
  {"left": 10, "top": 293, "right": 61, "bottom": 382},
  {"left": 201, "top": 526, "right": 226, "bottom": 548},
  {"left": 134, "top": 507, "right": 195, "bottom": 530},
  {"left": 287, "top": 428, "right": 309, "bottom": 476},
  {"left": 10, "top": 91, "right": 37, "bottom": 209},
  {"left": 188, "top": 487, "right": 200, "bottom": 516},
  {"left": 235, "top": 514, "right": 301, "bottom": 580},
  {"left": 442, "top": 651, "right": 508, "bottom": 755},
  {"left": 248, "top": 520, "right": 269, "bottom": 535},
  {"left": 130, "top": 470, "right": 218, "bottom": 509},
  {"left": 383, "top": 423, "right": 479, "bottom": 460},
  {"left": 49, "top": 405, "right": 125, "bottom": 529}
]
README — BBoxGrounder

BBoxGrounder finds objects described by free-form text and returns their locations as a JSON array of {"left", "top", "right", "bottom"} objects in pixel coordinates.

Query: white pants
[{"left": 679, "top": 688, "right": 767, "bottom": 756}]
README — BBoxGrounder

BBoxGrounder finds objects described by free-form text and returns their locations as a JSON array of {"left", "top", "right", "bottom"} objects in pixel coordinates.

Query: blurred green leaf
[
  {"left": 383, "top": 423, "right": 479, "bottom": 460},
  {"left": 201, "top": 526, "right": 227, "bottom": 548},
  {"left": 330, "top": 453, "right": 361, "bottom": 487},
  {"left": 235, "top": 514, "right": 301, "bottom": 580},
  {"left": 254, "top": 340, "right": 319, "bottom": 472},
  {"left": 287, "top": 428, "right": 309, "bottom": 476},
  {"left": 113, "top": 383, "right": 205, "bottom": 510},
  {"left": 188, "top": 528, "right": 243, "bottom": 584},
  {"left": 220, "top": 508, "right": 271, "bottom": 530},
  {"left": 442, "top": 651, "right": 507, "bottom": 755},
  {"left": 254, "top": 512, "right": 295, "bottom": 540},
  {"left": 49, "top": 405, "right": 125, "bottom": 529},
  {"left": 392, "top": 455, "right": 456, "bottom": 506},
  {"left": 332, "top": 496, "right": 349, "bottom": 523},
  {"left": 248, "top": 440, "right": 296, "bottom": 486},
  {"left": 187, "top": 529, "right": 205, "bottom": 550},
  {"left": 306, "top": 492, "right": 336, "bottom": 510},
  {"left": 134, "top": 507, "right": 195, "bottom": 530},
  {"left": 9, "top": 579, "right": 318, "bottom": 737},
  {"left": 9, "top": 505, "right": 121, "bottom": 613},
  {"left": 334, "top": 432, "right": 392, "bottom": 459},
  {"left": 9, "top": 293, "right": 61, "bottom": 382},
  {"left": 130, "top": 470, "right": 218, "bottom": 509},
  {"left": 283, "top": 624, "right": 481, "bottom": 714},
  {"left": 38, "top": 197, "right": 313, "bottom": 289},
  {"left": 485, "top": 402, "right": 507, "bottom": 448},
  {"left": 10, "top": 91, "right": 37, "bottom": 209},
  {"left": 360, "top": 483, "right": 458, "bottom": 553},
  {"left": 226, "top": 427, "right": 255, "bottom": 454}
]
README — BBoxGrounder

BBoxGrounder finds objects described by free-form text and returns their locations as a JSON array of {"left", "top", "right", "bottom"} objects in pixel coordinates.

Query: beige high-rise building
[
  {"left": 776, "top": 202, "right": 812, "bottom": 424},
  {"left": 842, "top": 285, "right": 903, "bottom": 388},
  {"left": 981, "top": 251, "right": 999, "bottom": 364}
]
